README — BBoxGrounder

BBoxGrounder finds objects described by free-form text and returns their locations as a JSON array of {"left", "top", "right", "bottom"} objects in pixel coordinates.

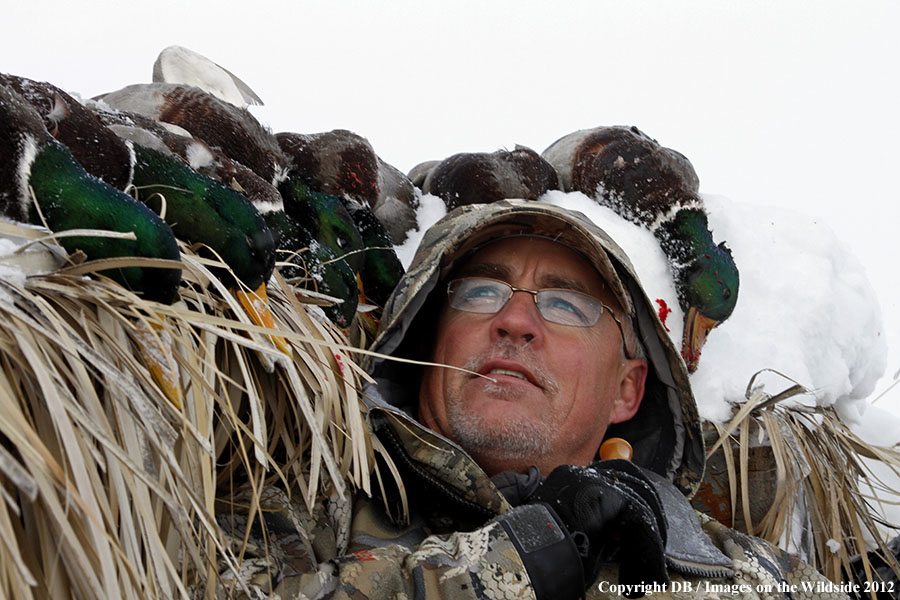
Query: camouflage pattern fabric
[
  {"left": 363, "top": 200, "right": 706, "bottom": 497},
  {"left": 214, "top": 407, "right": 848, "bottom": 599},
  {"left": 213, "top": 202, "right": 848, "bottom": 598},
  {"left": 215, "top": 480, "right": 532, "bottom": 598}
]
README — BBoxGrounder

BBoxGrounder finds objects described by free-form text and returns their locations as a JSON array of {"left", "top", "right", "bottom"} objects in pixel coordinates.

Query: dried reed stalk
[
  {"left": 704, "top": 371, "right": 900, "bottom": 593},
  {"left": 0, "top": 223, "right": 386, "bottom": 599}
]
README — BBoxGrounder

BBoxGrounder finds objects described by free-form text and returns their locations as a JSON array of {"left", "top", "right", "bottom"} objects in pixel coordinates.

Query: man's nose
[{"left": 490, "top": 290, "right": 544, "bottom": 347}]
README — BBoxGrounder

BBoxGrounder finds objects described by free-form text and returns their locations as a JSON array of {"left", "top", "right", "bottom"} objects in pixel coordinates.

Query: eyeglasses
[{"left": 446, "top": 277, "right": 626, "bottom": 335}]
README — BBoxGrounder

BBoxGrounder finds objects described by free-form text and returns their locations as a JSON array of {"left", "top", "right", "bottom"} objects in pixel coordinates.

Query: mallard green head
[
  {"left": 307, "top": 240, "right": 359, "bottom": 328},
  {"left": 131, "top": 144, "right": 275, "bottom": 291},
  {"left": 277, "top": 174, "right": 364, "bottom": 276},
  {"left": 1, "top": 84, "right": 181, "bottom": 304},
  {"left": 277, "top": 130, "right": 419, "bottom": 244},
  {"left": 32, "top": 143, "right": 182, "bottom": 304},
  {"left": 264, "top": 207, "right": 359, "bottom": 328},
  {"left": 678, "top": 241, "right": 739, "bottom": 322},
  {"left": 346, "top": 202, "right": 404, "bottom": 309},
  {"left": 655, "top": 207, "right": 739, "bottom": 371},
  {"left": 129, "top": 144, "right": 292, "bottom": 355}
]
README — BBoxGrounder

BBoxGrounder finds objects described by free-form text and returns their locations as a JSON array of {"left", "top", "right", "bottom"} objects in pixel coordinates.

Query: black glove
[{"left": 529, "top": 460, "right": 669, "bottom": 597}]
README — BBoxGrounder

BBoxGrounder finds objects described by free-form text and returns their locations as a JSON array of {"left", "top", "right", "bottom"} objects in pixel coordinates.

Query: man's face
[{"left": 418, "top": 237, "right": 647, "bottom": 475}]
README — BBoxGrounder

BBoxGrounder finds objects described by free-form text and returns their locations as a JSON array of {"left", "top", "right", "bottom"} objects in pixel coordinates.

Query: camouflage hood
[{"left": 364, "top": 200, "right": 705, "bottom": 497}]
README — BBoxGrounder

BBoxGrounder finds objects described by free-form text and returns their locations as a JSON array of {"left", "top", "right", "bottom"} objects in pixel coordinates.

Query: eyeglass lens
[{"left": 447, "top": 278, "right": 604, "bottom": 327}]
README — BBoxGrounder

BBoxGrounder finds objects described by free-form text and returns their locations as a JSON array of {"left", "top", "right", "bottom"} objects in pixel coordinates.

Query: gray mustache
[{"left": 462, "top": 340, "right": 560, "bottom": 396}]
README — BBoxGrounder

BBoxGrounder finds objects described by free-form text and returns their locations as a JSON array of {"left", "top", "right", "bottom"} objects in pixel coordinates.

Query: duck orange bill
[
  {"left": 356, "top": 273, "right": 367, "bottom": 305},
  {"left": 354, "top": 274, "right": 379, "bottom": 335},
  {"left": 357, "top": 310, "right": 380, "bottom": 337},
  {"left": 133, "top": 319, "right": 183, "bottom": 410},
  {"left": 234, "top": 284, "right": 292, "bottom": 357},
  {"left": 681, "top": 307, "right": 719, "bottom": 373}
]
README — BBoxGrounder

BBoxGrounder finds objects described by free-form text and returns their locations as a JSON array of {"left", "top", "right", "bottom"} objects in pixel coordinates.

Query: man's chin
[
  {"left": 470, "top": 401, "right": 522, "bottom": 422},
  {"left": 461, "top": 392, "right": 543, "bottom": 424},
  {"left": 446, "top": 399, "right": 554, "bottom": 460}
]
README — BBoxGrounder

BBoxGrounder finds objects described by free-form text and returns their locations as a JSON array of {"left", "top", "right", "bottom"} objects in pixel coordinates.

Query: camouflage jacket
[
  {"left": 215, "top": 405, "right": 847, "bottom": 600},
  {"left": 215, "top": 203, "right": 848, "bottom": 598}
]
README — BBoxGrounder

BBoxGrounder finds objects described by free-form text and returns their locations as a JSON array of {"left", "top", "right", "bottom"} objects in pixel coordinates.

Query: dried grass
[
  {"left": 5, "top": 217, "right": 900, "bottom": 598},
  {"left": 0, "top": 222, "right": 383, "bottom": 599},
  {"left": 703, "top": 370, "right": 900, "bottom": 592}
]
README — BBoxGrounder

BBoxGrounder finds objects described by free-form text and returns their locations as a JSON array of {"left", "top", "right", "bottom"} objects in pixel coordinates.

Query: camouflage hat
[
  {"left": 367, "top": 200, "right": 705, "bottom": 497},
  {"left": 425, "top": 208, "right": 635, "bottom": 320}
]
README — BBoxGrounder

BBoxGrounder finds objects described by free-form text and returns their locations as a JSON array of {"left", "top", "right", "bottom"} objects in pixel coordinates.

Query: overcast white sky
[{"left": 4, "top": 0, "right": 899, "bottom": 400}]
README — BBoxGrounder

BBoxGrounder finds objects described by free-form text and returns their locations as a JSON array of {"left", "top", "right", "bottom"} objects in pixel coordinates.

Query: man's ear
[{"left": 609, "top": 358, "right": 648, "bottom": 424}]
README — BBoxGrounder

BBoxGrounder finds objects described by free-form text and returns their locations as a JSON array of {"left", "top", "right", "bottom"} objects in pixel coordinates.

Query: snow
[
  {"left": 395, "top": 190, "right": 900, "bottom": 538},
  {"left": 0, "top": 263, "right": 26, "bottom": 307},
  {"left": 0, "top": 263, "right": 26, "bottom": 287},
  {"left": 0, "top": 238, "right": 23, "bottom": 257},
  {"left": 396, "top": 192, "right": 890, "bottom": 428},
  {"left": 692, "top": 194, "right": 886, "bottom": 424},
  {"left": 2, "top": 1, "right": 896, "bottom": 392},
  {"left": 393, "top": 192, "right": 447, "bottom": 268},
  {"left": 0, "top": 234, "right": 56, "bottom": 294},
  {"left": 3, "top": 0, "right": 898, "bottom": 538}
]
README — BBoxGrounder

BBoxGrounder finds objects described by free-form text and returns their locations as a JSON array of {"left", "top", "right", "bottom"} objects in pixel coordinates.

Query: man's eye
[
  {"left": 462, "top": 285, "right": 501, "bottom": 301},
  {"left": 540, "top": 293, "right": 591, "bottom": 324},
  {"left": 548, "top": 296, "right": 582, "bottom": 315}
]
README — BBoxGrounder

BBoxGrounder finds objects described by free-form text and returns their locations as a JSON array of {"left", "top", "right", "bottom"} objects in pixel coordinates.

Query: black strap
[{"left": 496, "top": 504, "right": 585, "bottom": 600}]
